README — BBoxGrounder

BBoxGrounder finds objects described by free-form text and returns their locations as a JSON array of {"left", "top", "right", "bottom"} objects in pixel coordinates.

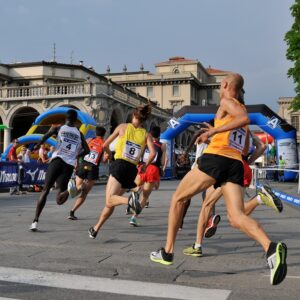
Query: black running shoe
[
  {"left": 88, "top": 227, "right": 98, "bottom": 239},
  {"left": 267, "top": 242, "right": 287, "bottom": 285},
  {"left": 68, "top": 211, "right": 78, "bottom": 220},
  {"left": 128, "top": 191, "right": 142, "bottom": 215}
]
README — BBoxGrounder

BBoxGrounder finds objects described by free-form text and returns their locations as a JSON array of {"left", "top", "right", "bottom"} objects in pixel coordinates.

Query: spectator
[
  {"left": 278, "top": 155, "right": 285, "bottom": 182},
  {"left": 8, "top": 139, "right": 19, "bottom": 195},
  {"left": 38, "top": 144, "right": 49, "bottom": 163}
]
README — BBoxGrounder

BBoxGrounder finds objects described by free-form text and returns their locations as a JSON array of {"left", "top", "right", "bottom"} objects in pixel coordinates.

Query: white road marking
[
  {"left": 0, "top": 298, "right": 21, "bottom": 300},
  {"left": 0, "top": 266, "right": 231, "bottom": 300},
  {"left": 263, "top": 275, "right": 300, "bottom": 279}
]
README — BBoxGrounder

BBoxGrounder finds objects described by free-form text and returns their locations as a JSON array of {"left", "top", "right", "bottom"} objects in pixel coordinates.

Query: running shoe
[
  {"left": 259, "top": 185, "right": 283, "bottom": 213},
  {"left": 125, "top": 205, "right": 131, "bottom": 215},
  {"left": 68, "top": 210, "right": 78, "bottom": 220},
  {"left": 145, "top": 201, "right": 149, "bottom": 208},
  {"left": 29, "top": 221, "right": 38, "bottom": 232},
  {"left": 88, "top": 227, "right": 98, "bottom": 239},
  {"left": 150, "top": 248, "right": 174, "bottom": 266},
  {"left": 128, "top": 191, "right": 142, "bottom": 215},
  {"left": 267, "top": 242, "right": 287, "bottom": 285},
  {"left": 183, "top": 244, "right": 203, "bottom": 257},
  {"left": 129, "top": 216, "right": 138, "bottom": 227},
  {"left": 67, "top": 178, "right": 78, "bottom": 198},
  {"left": 204, "top": 214, "right": 221, "bottom": 238}
]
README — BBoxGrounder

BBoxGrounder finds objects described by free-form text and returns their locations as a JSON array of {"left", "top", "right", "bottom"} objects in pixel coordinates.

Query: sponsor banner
[{"left": 0, "top": 162, "right": 48, "bottom": 188}]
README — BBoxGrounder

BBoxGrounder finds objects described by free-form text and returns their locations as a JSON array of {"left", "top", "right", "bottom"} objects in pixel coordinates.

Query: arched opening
[
  {"left": 11, "top": 107, "right": 39, "bottom": 140},
  {"left": 110, "top": 109, "right": 122, "bottom": 134},
  {"left": 0, "top": 116, "right": 4, "bottom": 153},
  {"left": 126, "top": 112, "right": 133, "bottom": 123}
]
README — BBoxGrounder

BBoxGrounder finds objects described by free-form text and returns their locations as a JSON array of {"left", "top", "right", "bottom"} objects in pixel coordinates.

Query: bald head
[{"left": 225, "top": 73, "right": 244, "bottom": 91}]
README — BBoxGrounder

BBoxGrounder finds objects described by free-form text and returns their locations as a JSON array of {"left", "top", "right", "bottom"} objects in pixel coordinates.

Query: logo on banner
[
  {"left": 26, "top": 168, "right": 39, "bottom": 181},
  {"left": 267, "top": 117, "right": 281, "bottom": 129},
  {"left": 168, "top": 118, "right": 180, "bottom": 129}
]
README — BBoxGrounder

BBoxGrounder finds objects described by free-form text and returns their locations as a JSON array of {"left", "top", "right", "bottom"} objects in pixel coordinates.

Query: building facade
[
  {"left": 0, "top": 61, "right": 171, "bottom": 153},
  {"left": 105, "top": 57, "right": 230, "bottom": 111},
  {"left": 277, "top": 96, "right": 300, "bottom": 144}
]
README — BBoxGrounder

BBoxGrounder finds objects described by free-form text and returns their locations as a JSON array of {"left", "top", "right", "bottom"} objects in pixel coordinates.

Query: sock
[
  {"left": 267, "top": 242, "right": 277, "bottom": 257},
  {"left": 194, "top": 243, "right": 202, "bottom": 248},
  {"left": 33, "top": 218, "right": 38, "bottom": 223},
  {"left": 256, "top": 194, "right": 263, "bottom": 205}
]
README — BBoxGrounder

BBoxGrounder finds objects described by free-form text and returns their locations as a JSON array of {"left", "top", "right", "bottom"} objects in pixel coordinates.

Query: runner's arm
[
  {"left": 34, "top": 125, "right": 60, "bottom": 150},
  {"left": 143, "top": 133, "right": 156, "bottom": 168},
  {"left": 161, "top": 143, "right": 168, "bottom": 173},
  {"left": 247, "top": 134, "right": 267, "bottom": 165},
  {"left": 102, "top": 124, "right": 123, "bottom": 157},
  {"left": 77, "top": 132, "right": 90, "bottom": 158}
]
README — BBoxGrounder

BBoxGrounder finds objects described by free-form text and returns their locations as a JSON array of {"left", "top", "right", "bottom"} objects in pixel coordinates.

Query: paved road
[{"left": 0, "top": 181, "right": 299, "bottom": 299}]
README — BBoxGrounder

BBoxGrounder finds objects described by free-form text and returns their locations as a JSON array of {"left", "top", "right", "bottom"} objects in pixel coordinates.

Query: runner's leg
[
  {"left": 164, "top": 168, "right": 215, "bottom": 253},
  {"left": 71, "top": 179, "right": 95, "bottom": 213}
]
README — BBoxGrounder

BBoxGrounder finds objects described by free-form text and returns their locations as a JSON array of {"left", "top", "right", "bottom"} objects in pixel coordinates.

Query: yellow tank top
[
  {"left": 204, "top": 99, "right": 248, "bottom": 161},
  {"left": 114, "top": 123, "right": 147, "bottom": 165}
]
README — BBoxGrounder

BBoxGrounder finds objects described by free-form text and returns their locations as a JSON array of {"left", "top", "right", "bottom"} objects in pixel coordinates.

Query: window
[
  {"left": 291, "top": 116, "right": 299, "bottom": 131},
  {"left": 147, "top": 86, "right": 154, "bottom": 97},
  {"left": 207, "top": 89, "right": 212, "bottom": 100},
  {"left": 172, "top": 85, "right": 179, "bottom": 97}
]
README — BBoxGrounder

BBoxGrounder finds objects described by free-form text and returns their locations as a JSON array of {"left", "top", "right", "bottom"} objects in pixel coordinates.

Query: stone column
[{"left": 3, "top": 127, "right": 11, "bottom": 151}]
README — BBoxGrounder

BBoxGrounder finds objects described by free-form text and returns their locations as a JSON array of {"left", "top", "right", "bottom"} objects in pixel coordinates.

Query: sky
[{"left": 0, "top": 0, "right": 295, "bottom": 111}]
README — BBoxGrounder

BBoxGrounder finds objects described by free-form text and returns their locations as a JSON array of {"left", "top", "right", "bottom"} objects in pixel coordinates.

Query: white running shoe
[
  {"left": 67, "top": 179, "right": 78, "bottom": 198},
  {"left": 29, "top": 221, "right": 38, "bottom": 231}
]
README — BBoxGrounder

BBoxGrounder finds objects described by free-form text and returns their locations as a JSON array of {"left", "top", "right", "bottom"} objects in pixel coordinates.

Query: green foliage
[{"left": 285, "top": 0, "right": 300, "bottom": 110}]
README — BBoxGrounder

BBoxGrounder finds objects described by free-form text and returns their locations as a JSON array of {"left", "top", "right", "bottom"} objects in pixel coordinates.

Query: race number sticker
[
  {"left": 84, "top": 150, "right": 99, "bottom": 165},
  {"left": 229, "top": 128, "right": 246, "bottom": 152},
  {"left": 143, "top": 149, "right": 158, "bottom": 163},
  {"left": 59, "top": 137, "right": 77, "bottom": 156},
  {"left": 123, "top": 141, "right": 141, "bottom": 163}
]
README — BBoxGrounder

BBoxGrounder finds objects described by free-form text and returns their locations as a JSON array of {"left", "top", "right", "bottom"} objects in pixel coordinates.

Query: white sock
[
  {"left": 194, "top": 243, "right": 202, "bottom": 248},
  {"left": 256, "top": 194, "right": 263, "bottom": 205}
]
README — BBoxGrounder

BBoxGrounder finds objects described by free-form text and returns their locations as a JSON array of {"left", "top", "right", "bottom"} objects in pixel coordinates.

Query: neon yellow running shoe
[
  {"left": 150, "top": 248, "right": 173, "bottom": 265},
  {"left": 258, "top": 185, "right": 283, "bottom": 213},
  {"left": 183, "top": 244, "right": 203, "bottom": 257}
]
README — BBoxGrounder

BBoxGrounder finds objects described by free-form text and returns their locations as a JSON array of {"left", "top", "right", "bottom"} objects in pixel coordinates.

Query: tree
[{"left": 285, "top": 0, "right": 300, "bottom": 110}]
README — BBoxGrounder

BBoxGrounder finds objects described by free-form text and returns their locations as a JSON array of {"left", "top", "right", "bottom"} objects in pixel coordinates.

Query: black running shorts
[
  {"left": 76, "top": 162, "right": 99, "bottom": 181},
  {"left": 44, "top": 157, "right": 74, "bottom": 191},
  {"left": 109, "top": 159, "right": 137, "bottom": 189},
  {"left": 198, "top": 154, "right": 244, "bottom": 188}
]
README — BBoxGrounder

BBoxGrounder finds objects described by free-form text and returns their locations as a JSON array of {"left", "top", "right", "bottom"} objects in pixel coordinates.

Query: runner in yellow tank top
[
  {"left": 88, "top": 103, "right": 156, "bottom": 239},
  {"left": 150, "top": 73, "right": 287, "bottom": 286}
]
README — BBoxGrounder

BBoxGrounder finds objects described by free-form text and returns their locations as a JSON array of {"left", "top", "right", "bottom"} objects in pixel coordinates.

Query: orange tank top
[
  {"left": 83, "top": 136, "right": 104, "bottom": 166},
  {"left": 204, "top": 100, "right": 248, "bottom": 161}
]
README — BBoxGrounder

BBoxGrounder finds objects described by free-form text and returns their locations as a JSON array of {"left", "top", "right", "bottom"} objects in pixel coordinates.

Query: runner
[
  {"left": 68, "top": 126, "right": 108, "bottom": 220},
  {"left": 129, "top": 126, "right": 168, "bottom": 226},
  {"left": 88, "top": 103, "right": 156, "bottom": 239},
  {"left": 183, "top": 131, "right": 283, "bottom": 257},
  {"left": 150, "top": 73, "right": 287, "bottom": 286},
  {"left": 29, "top": 109, "right": 90, "bottom": 231}
]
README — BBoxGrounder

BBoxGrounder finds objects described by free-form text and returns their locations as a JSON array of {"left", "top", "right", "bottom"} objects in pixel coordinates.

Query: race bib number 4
[
  {"left": 59, "top": 138, "right": 77, "bottom": 156},
  {"left": 123, "top": 141, "right": 141, "bottom": 163},
  {"left": 229, "top": 128, "right": 246, "bottom": 152}
]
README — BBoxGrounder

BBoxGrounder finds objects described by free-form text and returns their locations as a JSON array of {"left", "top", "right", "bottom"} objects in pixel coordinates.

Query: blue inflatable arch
[{"left": 161, "top": 105, "right": 298, "bottom": 180}]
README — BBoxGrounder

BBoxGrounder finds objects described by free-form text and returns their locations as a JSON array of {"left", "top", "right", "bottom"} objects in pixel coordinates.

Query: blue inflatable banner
[
  {"left": 272, "top": 188, "right": 300, "bottom": 207},
  {"left": 0, "top": 162, "right": 48, "bottom": 188}
]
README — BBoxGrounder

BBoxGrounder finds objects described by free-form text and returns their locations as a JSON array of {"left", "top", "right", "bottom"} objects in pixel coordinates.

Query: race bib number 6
[
  {"left": 229, "top": 128, "right": 246, "bottom": 152},
  {"left": 123, "top": 141, "right": 141, "bottom": 163}
]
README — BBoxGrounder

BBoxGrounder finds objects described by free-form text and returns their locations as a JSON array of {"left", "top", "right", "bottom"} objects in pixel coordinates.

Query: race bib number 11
[{"left": 229, "top": 128, "right": 246, "bottom": 152}]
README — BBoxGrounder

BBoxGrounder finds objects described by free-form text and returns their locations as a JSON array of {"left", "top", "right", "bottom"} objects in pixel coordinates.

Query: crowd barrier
[{"left": 0, "top": 162, "right": 48, "bottom": 188}]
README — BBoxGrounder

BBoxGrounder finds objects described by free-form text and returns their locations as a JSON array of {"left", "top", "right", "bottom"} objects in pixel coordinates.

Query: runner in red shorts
[{"left": 129, "top": 126, "right": 167, "bottom": 226}]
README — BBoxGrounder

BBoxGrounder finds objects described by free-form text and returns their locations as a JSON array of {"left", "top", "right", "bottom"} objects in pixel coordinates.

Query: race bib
[
  {"left": 123, "top": 141, "right": 141, "bottom": 163},
  {"left": 58, "top": 137, "right": 77, "bottom": 156},
  {"left": 84, "top": 150, "right": 99, "bottom": 165},
  {"left": 229, "top": 128, "right": 246, "bottom": 152},
  {"left": 143, "top": 149, "right": 157, "bottom": 163}
]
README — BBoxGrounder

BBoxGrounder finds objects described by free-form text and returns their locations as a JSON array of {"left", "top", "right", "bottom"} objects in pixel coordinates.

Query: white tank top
[{"left": 51, "top": 125, "right": 82, "bottom": 166}]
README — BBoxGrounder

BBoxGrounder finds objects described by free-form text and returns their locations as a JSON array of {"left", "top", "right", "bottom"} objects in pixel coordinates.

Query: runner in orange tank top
[{"left": 150, "top": 73, "right": 287, "bottom": 286}]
